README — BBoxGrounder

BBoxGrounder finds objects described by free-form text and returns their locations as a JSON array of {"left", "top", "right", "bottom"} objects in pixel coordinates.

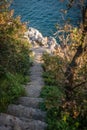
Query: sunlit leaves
[{"left": 0, "top": 0, "right": 31, "bottom": 112}]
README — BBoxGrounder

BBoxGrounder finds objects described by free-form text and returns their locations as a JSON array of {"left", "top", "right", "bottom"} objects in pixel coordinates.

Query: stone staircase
[{"left": 0, "top": 46, "right": 47, "bottom": 130}]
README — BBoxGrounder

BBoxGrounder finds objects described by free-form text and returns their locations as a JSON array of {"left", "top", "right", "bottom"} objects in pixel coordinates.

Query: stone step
[
  {"left": 30, "top": 78, "right": 43, "bottom": 82},
  {"left": 30, "top": 71, "right": 43, "bottom": 75},
  {"left": 25, "top": 84, "right": 44, "bottom": 97},
  {"left": 17, "top": 97, "right": 43, "bottom": 108},
  {"left": 30, "top": 68, "right": 43, "bottom": 73},
  {"left": 0, "top": 113, "right": 47, "bottom": 130},
  {"left": 30, "top": 72, "right": 43, "bottom": 75},
  {"left": 7, "top": 105, "right": 46, "bottom": 121},
  {"left": 0, "top": 126, "right": 11, "bottom": 130},
  {"left": 30, "top": 65, "right": 43, "bottom": 70},
  {"left": 30, "top": 76, "right": 43, "bottom": 80},
  {"left": 29, "top": 80, "right": 44, "bottom": 86}
]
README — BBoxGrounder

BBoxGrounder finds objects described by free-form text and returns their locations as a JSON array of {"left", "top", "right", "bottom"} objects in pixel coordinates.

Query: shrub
[
  {"left": 42, "top": 52, "right": 65, "bottom": 86},
  {"left": 0, "top": 1, "right": 32, "bottom": 112},
  {"left": 42, "top": 50, "right": 87, "bottom": 130},
  {"left": 0, "top": 72, "right": 26, "bottom": 111}
]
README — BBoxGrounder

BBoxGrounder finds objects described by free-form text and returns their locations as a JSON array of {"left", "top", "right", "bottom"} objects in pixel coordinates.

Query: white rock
[
  {"left": 24, "top": 27, "right": 58, "bottom": 52},
  {"left": 28, "top": 27, "right": 44, "bottom": 45},
  {"left": 47, "top": 36, "right": 58, "bottom": 53},
  {"left": 42, "top": 37, "right": 48, "bottom": 47}
]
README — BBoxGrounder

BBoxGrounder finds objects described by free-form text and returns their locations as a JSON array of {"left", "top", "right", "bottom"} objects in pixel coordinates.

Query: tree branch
[{"left": 73, "top": 80, "right": 87, "bottom": 90}]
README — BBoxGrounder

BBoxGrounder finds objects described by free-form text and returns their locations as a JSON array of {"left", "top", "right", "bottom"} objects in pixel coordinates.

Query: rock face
[
  {"left": 24, "top": 27, "right": 59, "bottom": 54},
  {"left": 24, "top": 27, "right": 69, "bottom": 58},
  {"left": 24, "top": 27, "right": 44, "bottom": 46}
]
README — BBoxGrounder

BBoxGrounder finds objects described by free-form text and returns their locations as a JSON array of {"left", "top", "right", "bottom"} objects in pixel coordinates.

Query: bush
[
  {"left": 0, "top": 2, "right": 32, "bottom": 112},
  {"left": 41, "top": 52, "right": 87, "bottom": 130},
  {"left": 40, "top": 85, "right": 87, "bottom": 130},
  {"left": 42, "top": 52, "right": 65, "bottom": 86},
  {"left": 0, "top": 72, "right": 26, "bottom": 111}
]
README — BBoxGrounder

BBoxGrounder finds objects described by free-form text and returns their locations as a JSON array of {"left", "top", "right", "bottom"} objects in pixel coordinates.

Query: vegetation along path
[{"left": 0, "top": 45, "right": 49, "bottom": 130}]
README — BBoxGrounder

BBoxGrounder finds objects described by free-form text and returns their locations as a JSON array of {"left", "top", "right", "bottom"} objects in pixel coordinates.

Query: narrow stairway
[{"left": 0, "top": 46, "right": 47, "bottom": 130}]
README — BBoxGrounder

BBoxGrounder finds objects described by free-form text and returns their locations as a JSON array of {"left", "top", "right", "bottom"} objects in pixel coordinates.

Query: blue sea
[{"left": 11, "top": 0, "right": 82, "bottom": 36}]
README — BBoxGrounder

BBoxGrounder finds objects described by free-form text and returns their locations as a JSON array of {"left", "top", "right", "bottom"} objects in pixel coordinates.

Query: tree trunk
[{"left": 64, "top": 6, "right": 87, "bottom": 101}]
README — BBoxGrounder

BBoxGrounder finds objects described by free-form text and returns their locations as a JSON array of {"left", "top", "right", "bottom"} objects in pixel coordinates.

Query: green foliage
[
  {"left": 0, "top": 1, "right": 32, "bottom": 112},
  {"left": 40, "top": 85, "right": 63, "bottom": 109},
  {"left": 41, "top": 85, "right": 87, "bottom": 130},
  {"left": 41, "top": 50, "right": 87, "bottom": 130},
  {"left": 43, "top": 72, "right": 57, "bottom": 86},
  {"left": 15, "top": 73, "right": 30, "bottom": 84},
  {"left": 0, "top": 72, "right": 26, "bottom": 111},
  {"left": 0, "top": 37, "right": 31, "bottom": 75},
  {"left": 42, "top": 52, "right": 65, "bottom": 86}
]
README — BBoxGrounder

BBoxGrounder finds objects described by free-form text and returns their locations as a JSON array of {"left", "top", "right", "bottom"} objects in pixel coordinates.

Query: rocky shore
[
  {"left": 24, "top": 27, "right": 60, "bottom": 54},
  {"left": 24, "top": 27, "right": 71, "bottom": 61}
]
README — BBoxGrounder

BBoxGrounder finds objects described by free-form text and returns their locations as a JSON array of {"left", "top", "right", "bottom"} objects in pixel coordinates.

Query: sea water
[{"left": 11, "top": 0, "right": 82, "bottom": 36}]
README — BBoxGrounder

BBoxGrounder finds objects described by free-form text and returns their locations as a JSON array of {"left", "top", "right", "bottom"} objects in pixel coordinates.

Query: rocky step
[
  {"left": 7, "top": 104, "right": 46, "bottom": 121},
  {"left": 25, "top": 85, "right": 44, "bottom": 97},
  {"left": 0, "top": 126, "right": 11, "bottom": 130},
  {"left": 0, "top": 113, "right": 47, "bottom": 130},
  {"left": 30, "top": 71, "right": 43, "bottom": 75},
  {"left": 30, "top": 68, "right": 43, "bottom": 73},
  {"left": 30, "top": 71, "right": 43, "bottom": 76},
  {"left": 30, "top": 72, "right": 43, "bottom": 76},
  {"left": 30, "top": 76, "right": 43, "bottom": 81},
  {"left": 17, "top": 97, "right": 43, "bottom": 108},
  {"left": 30, "top": 63, "right": 43, "bottom": 69},
  {"left": 28, "top": 80, "right": 44, "bottom": 86}
]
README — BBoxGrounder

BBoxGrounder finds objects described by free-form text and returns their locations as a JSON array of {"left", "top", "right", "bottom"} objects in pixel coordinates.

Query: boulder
[{"left": 24, "top": 27, "right": 45, "bottom": 46}]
